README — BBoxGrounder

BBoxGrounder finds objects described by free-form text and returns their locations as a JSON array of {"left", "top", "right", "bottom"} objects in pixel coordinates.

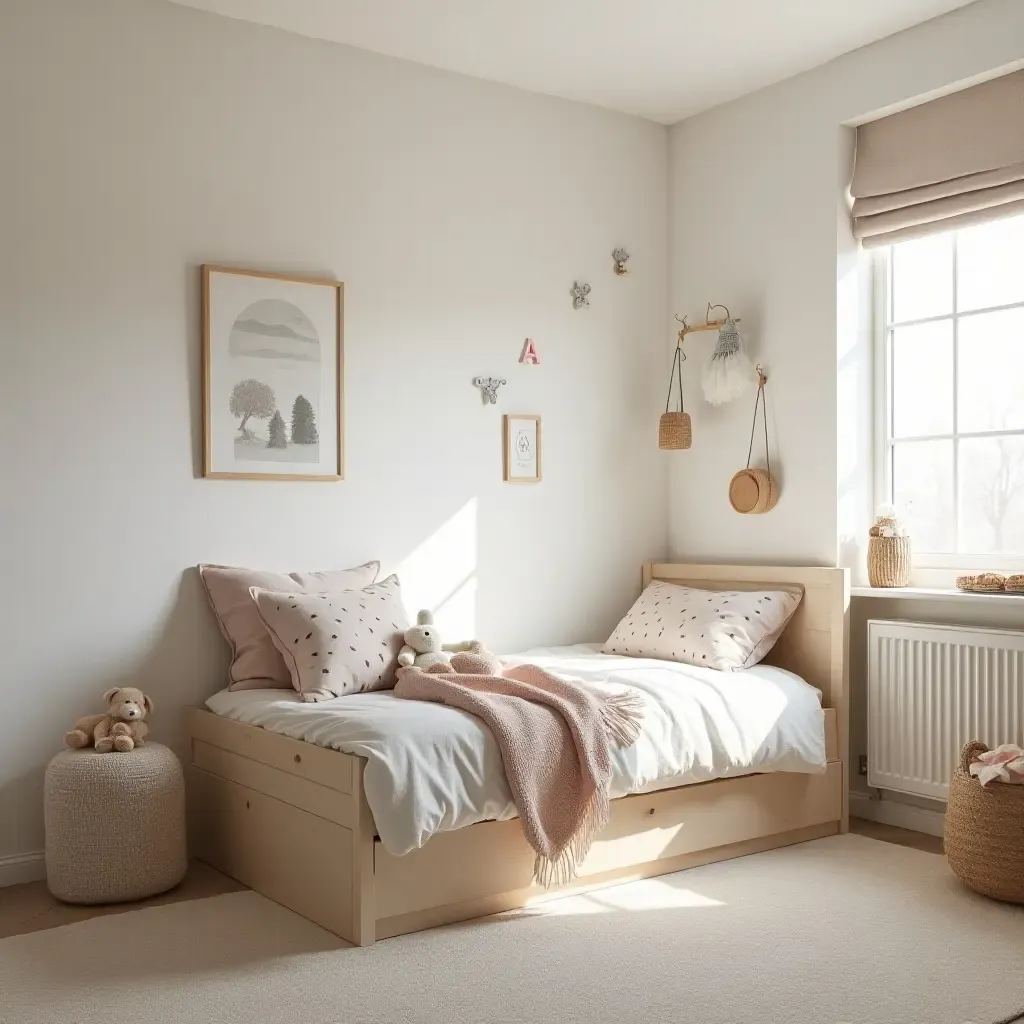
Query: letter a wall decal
[{"left": 519, "top": 338, "right": 539, "bottom": 365}]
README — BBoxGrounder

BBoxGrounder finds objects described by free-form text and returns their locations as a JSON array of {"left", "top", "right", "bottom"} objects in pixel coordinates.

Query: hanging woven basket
[
  {"left": 659, "top": 412, "right": 692, "bottom": 450},
  {"left": 729, "top": 367, "right": 778, "bottom": 514},
  {"left": 659, "top": 344, "right": 692, "bottom": 451}
]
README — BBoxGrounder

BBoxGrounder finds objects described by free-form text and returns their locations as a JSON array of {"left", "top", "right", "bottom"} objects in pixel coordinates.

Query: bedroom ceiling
[{"left": 166, "top": 0, "right": 977, "bottom": 124}]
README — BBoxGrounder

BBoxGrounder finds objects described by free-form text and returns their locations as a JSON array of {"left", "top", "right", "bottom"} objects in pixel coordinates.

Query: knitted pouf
[{"left": 44, "top": 743, "right": 187, "bottom": 904}]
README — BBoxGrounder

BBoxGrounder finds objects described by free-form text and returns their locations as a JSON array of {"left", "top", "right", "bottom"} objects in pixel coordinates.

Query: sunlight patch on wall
[
  {"left": 836, "top": 231, "right": 875, "bottom": 580},
  {"left": 397, "top": 498, "right": 478, "bottom": 639},
  {"left": 431, "top": 574, "right": 478, "bottom": 644}
]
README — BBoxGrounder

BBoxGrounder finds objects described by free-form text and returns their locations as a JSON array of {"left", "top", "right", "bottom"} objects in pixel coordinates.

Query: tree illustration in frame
[
  {"left": 291, "top": 394, "right": 319, "bottom": 445},
  {"left": 202, "top": 265, "right": 344, "bottom": 479},
  {"left": 267, "top": 410, "right": 287, "bottom": 449},
  {"left": 229, "top": 379, "right": 275, "bottom": 441}
]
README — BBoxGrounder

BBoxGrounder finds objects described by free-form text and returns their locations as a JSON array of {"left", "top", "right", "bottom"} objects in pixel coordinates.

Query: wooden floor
[
  {"left": 849, "top": 817, "right": 944, "bottom": 855},
  {"left": 0, "top": 820, "right": 941, "bottom": 940},
  {"left": 0, "top": 860, "right": 245, "bottom": 939}
]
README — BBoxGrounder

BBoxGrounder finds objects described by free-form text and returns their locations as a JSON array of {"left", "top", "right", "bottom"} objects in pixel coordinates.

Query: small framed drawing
[
  {"left": 503, "top": 414, "right": 542, "bottom": 483},
  {"left": 202, "top": 265, "right": 344, "bottom": 480}
]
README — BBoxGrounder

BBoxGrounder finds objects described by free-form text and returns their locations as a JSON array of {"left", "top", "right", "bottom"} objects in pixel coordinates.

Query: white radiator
[{"left": 867, "top": 620, "right": 1024, "bottom": 800}]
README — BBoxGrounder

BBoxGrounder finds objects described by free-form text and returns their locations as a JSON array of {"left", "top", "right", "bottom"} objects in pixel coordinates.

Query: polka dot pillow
[
  {"left": 602, "top": 581, "right": 802, "bottom": 671},
  {"left": 251, "top": 575, "right": 410, "bottom": 702}
]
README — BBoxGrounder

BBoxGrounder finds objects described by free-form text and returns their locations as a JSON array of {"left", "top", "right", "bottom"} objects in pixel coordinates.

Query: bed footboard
[{"left": 186, "top": 708, "right": 377, "bottom": 945}]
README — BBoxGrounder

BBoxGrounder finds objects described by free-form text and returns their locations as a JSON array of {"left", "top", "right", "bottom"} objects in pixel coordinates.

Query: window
[{"left": 876, "top": 213, "right": 1024, "bottom": 567}]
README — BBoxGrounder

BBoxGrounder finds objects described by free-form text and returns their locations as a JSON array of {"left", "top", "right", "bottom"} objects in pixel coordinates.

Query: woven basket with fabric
[
  {"left": 867, "top": 536, "right": 910, "bottom": 587},
  {"left": 945, "top": 741, "right": 1024, "bottom": 905},
  {"left": 1005, "top": 575, "right": 1024, "bottom": 594}
]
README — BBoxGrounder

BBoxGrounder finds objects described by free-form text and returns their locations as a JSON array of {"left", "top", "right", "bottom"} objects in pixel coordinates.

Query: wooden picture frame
[
  {"left": 503, "top": 414, "right": 542, "bottom": 483},
  {"left": 202, "top": 265, "right": 344, "bottom": 480}
]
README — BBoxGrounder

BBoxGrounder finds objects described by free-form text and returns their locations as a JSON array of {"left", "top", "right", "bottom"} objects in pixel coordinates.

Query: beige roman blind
[{"left": 852, "top": 69, "right": 1024, "bottom": 248}]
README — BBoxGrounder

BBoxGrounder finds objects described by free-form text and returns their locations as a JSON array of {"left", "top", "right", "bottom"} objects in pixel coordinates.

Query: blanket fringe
[
  {"left": 599, "top": 688, "right": 645, "bottom": 747},
  {"left": 533, "top": 689, "right": 644, "bottom": 887},
  {"left": 533, "top": 784, "right": 610, "bottom": 888}
]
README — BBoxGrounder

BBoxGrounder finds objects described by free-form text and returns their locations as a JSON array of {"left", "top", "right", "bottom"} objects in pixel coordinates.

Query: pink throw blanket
[{"left": 394, "top": 653, "right": 643, "bottom": 886}]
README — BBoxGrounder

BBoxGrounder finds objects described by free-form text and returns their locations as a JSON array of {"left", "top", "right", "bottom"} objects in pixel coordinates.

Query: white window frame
[{"left": 873, "top": 237, "right": 1024, "bottom": 572}]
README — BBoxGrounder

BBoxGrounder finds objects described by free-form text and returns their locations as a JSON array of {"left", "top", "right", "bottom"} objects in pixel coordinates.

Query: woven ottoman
[{"left": 44, "top": 742, "right": 187, "bottom": 904}]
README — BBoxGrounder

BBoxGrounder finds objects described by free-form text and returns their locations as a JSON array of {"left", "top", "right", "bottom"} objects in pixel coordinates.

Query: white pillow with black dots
[
  {"left": 602, "top": 580, "right": 802, "bottom": 671},
  {"left": 251, "top": 575, "right": 410, "bottom": 701}
]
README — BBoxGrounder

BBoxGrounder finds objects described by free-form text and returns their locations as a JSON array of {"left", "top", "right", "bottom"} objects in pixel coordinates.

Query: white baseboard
[
  {"left": 850, "top": 792, "right": 946, "bottom": 838},
  {"left": 0, "top": 851, "right": 46, "bottom": 887}
]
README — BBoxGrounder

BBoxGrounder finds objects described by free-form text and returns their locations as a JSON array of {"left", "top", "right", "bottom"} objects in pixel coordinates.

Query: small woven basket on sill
[
  {"left": 867, "top": 536, "right": 911, "bottom": 587},
  {"left": 956, "top": 573, "right": 1006, "bottom": 593},
  {"left": 945, "top": 741, "right": 1024, "bottom": 905}
]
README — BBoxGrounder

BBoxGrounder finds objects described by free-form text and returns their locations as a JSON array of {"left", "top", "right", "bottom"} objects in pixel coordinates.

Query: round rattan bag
[
  {"left": 944, "top": 741, "right": 1024, "bottom": 904},
  {"left": 729, "top": 468, "right": 778, "bottom": 514},
  {"left": 729, "top": 368, "right": 778, "bottom": 514}
]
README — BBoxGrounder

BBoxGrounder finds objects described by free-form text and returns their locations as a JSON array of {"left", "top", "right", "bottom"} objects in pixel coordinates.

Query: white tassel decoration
[{"left": 701, "top": 318, "right": 754, "bottom": 405}]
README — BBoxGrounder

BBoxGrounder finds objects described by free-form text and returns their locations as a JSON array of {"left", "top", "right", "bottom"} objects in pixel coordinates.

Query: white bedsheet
[{"left": 205, "top": 644, "right": 826, "bottom": 856}]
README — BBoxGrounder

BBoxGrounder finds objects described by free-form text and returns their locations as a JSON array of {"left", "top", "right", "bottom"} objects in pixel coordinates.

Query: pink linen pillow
[
  {"left": 199, "top": 561, "right": 379, "bottom": 690},
  {"left": 602, "top": 581, "right": 803, "bottom": 671},
  {"left": 250, "top": 575, "right": 409, "bottom": 702}
]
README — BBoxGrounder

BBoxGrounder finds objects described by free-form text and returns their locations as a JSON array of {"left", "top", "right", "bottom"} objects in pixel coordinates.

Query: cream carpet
[{"left": 2, "top": 835, "right": 1022, "bottom": 1024}]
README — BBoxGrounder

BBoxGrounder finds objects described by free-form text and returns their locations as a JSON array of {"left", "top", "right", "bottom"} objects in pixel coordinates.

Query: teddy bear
[
  {"left": 396, "top": 610, "right": 484, "bottom": 672},
  {"left": 64, "top": 687, "right": 153, "bottom": 753}
]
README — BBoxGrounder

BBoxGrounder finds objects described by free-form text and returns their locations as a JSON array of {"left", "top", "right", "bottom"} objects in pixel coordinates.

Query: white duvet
[{"left": 205, "top": 644, "right": 826, "bottom": 856}]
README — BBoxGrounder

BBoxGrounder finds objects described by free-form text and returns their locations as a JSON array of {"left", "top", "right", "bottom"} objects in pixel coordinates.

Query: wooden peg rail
[
  {"left": 675, "top": 316, "right": 742, "bottom": 346},
  {"left": 678, "top": 318, "right": 741, "bottom": 338}
]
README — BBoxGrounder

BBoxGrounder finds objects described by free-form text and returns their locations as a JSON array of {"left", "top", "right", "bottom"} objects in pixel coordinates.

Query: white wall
[
  {"left": 0, "top": 0, "right": 669, "bottom": 872},
  {"left": 668, "top": 0, "right": 1024, "bottom": 568}
]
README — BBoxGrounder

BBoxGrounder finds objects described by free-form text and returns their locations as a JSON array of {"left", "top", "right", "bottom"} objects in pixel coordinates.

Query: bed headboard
[{"left": 643, "top": 563, "right": 849, "bottom": 721}]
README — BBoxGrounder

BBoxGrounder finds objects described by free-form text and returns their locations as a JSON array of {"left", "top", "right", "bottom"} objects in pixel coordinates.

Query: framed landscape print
[
  {"left": 503, "top": 414, "right": 542, "bottom": 483},
  {"left": 202, "top": 265, "right": 343, "bottom": 480}
]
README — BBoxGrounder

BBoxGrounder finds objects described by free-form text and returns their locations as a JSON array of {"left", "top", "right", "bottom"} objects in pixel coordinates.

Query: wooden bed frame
[{"left": 186, "top": 562, "right": 849, "bottom": 946}]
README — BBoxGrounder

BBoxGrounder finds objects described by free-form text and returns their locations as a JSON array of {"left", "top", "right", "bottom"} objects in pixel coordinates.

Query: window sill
[{"left": 851, "top": 585, "right": 1024, "bottom": 606}]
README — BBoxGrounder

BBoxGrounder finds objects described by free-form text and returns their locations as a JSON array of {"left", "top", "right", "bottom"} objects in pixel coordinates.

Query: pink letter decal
[{"left": 520, "top": 338, "right": 539, "bottom": 365}]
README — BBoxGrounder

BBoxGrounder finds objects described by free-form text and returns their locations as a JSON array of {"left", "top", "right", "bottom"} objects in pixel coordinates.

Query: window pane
[
  {"left": 958, "top": 307, "right": 1024, "bottom": 432},
  {"left": 892, "top": 440, "right": 955, "bottom": 551},
  {"left": 891, "top": 233, "right": 953, "bottom": 323},
  {"left": 959, "top": 436, "right": 1024, "bottom": 554},
  {"left": 957, "top": 213, "right": 1024, "bottom": 312},
  {"left": 892, "top": 320, "right": 953, "bottom": 437}
]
